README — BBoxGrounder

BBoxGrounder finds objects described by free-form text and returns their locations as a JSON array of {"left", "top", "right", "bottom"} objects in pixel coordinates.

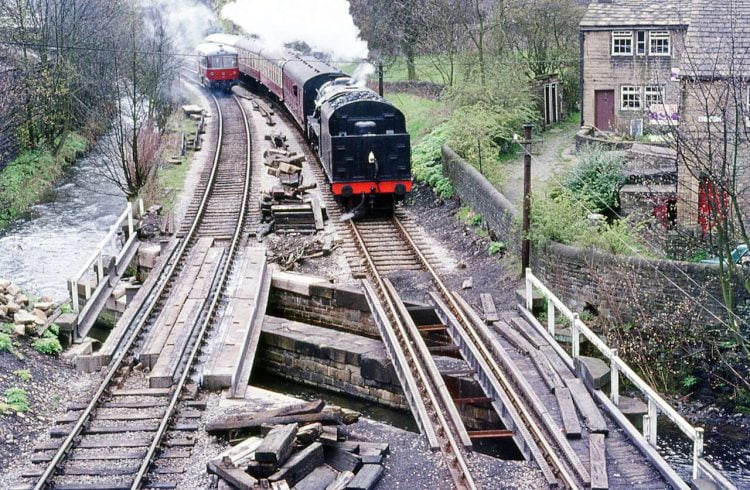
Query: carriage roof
[{"left": 195, "top": 42, "right": 237, "bottom": 58}]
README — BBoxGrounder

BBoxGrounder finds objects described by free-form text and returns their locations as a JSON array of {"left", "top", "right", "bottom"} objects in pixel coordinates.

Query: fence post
[
  {"left": 139, "top": 198, "right": 145, "bottom": 218},
  {"left": 571, "top": 313, "right": 580, "bottom": 359},
  {"left": 692, "top": 428, "right": 704, "bottom": 481},
  {"left": 645, "top": 398, "right": 658, "bottom": 447},
  {"left": 71, "top": 281, "right": 79, "bottom": 313},
  {"left": 547, "top": 297, "right": 555, "bottom": 336},
  {"left": 84, "top": 270, "right": 91, "bottom": 301},
  {"left": 127, "top": 201, "right": 134, "bottom": 236},
  {"left": 525, "top": 270, "right": 533, "bottom": 310},
  {"left": 96, "top": 253, "right": 104, "bottom": 283},
  {"left": 610, "top": 349, "right": 619, "bottom": 406}
]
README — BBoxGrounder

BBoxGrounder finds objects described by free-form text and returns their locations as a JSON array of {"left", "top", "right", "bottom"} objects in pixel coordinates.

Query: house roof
[
  {"left": 682, "top": 0, "right": 750, "bottom": 78},
  {"left": 580, "top": 0, "right": 690, "bottom": 29}
]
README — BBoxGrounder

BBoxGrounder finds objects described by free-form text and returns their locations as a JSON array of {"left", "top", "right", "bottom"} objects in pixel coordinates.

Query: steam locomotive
[
  {"left": 195, "top": 42, "right": 239, "bottom": 91},
  {"left": 206, "top": 34, "right": 412, "bottom": 211}
]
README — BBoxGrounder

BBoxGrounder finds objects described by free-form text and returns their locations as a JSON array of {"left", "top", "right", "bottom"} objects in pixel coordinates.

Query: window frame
[
  {"left": 649, "top": 31, "right": 671, "bottom": 56},
  {"left": 612, "top": 30, "right": 634, "bottom": 56},
  {"left": 636, "top": 31, "right": 646, "bottom": 56},
  {"left": 621, "top": 85, "right": 641, "bottom": 111},
  {"left": 644, "top": 85, "right": 665, "bottom": 107}
]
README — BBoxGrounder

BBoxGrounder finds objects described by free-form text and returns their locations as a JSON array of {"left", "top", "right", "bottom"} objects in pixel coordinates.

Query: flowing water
[{"left": 0, "top": 150, "right": 126, "bottom": 301}]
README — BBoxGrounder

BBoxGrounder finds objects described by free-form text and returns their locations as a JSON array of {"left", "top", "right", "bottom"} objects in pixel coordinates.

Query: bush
[
  {"left": 563, "top": 146, "right": 625, "bottom": 213},
  {"left": 32, "top": 337, "right": 62, "bottom": 355},
  {"left": 0, "top": 332, "right": 11, "bottom": 352},
  {"left": 411, "top": 124, "right": 454, "bottom": 198},
  {"left": 13, "top": 369, "right": 31, "bottom": 382},
  {"left": 4, "top": 387, "right": 29, "bottom": 413},
  {"left": 488, "top": 241, "right": 506, "bottom": 256}
]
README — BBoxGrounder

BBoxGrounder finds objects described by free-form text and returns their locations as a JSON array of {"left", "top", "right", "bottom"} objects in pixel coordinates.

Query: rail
[
  {"left": 525, "top": 269, "right": 738, "bottom": 490},
  {"left": 69, "top": 198, "right": 143, "bottom": 313}
]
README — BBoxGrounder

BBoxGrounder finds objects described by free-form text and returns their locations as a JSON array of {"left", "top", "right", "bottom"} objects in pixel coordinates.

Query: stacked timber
[
  {"left": 206, "top": 400, "right": 386, "bottom": 490},
  {"left": 260, "top": 145, "right": 324, "bottom": 235}
]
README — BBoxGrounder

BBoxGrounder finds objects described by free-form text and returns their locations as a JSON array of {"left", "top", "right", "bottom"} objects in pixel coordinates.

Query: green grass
[
  {"left": 388, "top": 93, "right": 445, "bottom": 143},
  {"left": 3, "top": 387, "right": 29, "bottom": 413},
  {"left": 381, "top": 56, "right": 468, "bottom": 84},
  {"left": 0, "top": 133, "right": 88, "bottom": 229},
  {"left": 13, "top": 369, "right": 31, "bottom": 382},
  {"left": 32, "top": 337, "right": 62, "bottom": 355},
  {"left": 154, "top": 116, "right": 199, "bottom": 211},
  {"left": 0, "top": 332, "right": 11, "bottom": 352}
]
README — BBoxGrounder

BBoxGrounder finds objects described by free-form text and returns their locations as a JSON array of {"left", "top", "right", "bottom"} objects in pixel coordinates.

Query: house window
[
  {"left": 649, "top": 31, "right": 671, "bottom": 56},
  {"left": 621, "top": 85, "right": 641, "bottom": 110},
  {"left": 644, "top": 85, "right": 665, "bottom": 107},
  {"left": 612, "top": 31, "right": 633, "bottom": 55},
  {"left": 637, "top": 31, "right": 646, "bottom": 55}
]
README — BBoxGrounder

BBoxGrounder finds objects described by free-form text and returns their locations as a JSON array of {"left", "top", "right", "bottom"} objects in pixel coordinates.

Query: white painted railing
[
  {"left": 525, "top": 269, "right": 737, "bottom": 490},
  {"left": 70, "top": 199, "right": 143, "bottom": 312}
]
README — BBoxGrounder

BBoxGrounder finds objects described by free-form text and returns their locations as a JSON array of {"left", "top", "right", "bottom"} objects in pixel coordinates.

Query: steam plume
[{"left": 220, "top": 0, "right": 369, "bottom": 60}]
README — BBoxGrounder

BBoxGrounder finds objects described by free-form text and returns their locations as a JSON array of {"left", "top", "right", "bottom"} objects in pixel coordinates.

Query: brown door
[{"left": 595, "top": 90, "right": 615, "bottom": 131}]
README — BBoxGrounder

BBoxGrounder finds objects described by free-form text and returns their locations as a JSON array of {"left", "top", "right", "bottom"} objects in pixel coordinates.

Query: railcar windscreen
[{"left": 208, "top": 56, "right": 237, "bottom": 69}]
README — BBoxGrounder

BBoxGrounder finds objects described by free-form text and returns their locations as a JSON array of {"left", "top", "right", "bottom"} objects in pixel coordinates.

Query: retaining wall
[{"left": 442, "top": 145, "right": 747, "bottom": 324}]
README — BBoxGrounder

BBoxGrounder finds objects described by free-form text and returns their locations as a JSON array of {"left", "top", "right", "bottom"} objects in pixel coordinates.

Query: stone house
[
  {"left": 581, "top": 0, "right": 750, "bottom": 232},
  {"left": 579, "top": 0, "right": 690, "bottom": 134},
  {"left": 673, "top": 0, "right": 750, "bottom": 230}
]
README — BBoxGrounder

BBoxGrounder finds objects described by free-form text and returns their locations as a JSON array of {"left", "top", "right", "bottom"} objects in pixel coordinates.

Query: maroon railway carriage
[
  {"left": 195, "top": 42, "right": 239, "bottom": 91},
  {"left": 224, "top": 35, "right": 412, "bottom": 211}
]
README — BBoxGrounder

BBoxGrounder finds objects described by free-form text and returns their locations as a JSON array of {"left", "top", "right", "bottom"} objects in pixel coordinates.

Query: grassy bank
[{"left": 0, "top": 133, "right": 88, "bottom": 229}]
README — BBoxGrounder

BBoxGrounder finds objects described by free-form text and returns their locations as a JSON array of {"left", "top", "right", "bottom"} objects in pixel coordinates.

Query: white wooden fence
[
  {"left": 525, "top": 269, "right": 737, "bottom": 490},
  {"left": 70, "top": 199, "right": 143, "bottom": 313}
]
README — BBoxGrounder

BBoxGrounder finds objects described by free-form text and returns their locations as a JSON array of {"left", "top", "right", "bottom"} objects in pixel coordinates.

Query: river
[{"left": 0, "top": 150, "right": 126, "bottom": 301}]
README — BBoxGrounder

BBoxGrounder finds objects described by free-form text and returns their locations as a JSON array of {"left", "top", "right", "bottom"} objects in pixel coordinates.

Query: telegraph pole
[
  {"left": 378, "top": 62, "right": 384, "bottom": 96},
  {"left": 521, "top": 123, "right": 533, "bottom": 277}
]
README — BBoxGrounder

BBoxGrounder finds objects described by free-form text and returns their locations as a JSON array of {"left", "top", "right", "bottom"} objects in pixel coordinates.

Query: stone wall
[
  {"left": 442, "top": 145, "right": 522, "bottom": 256},
  {"left": 442, "top": 144, "right": 747, "bottom": 324},
  {"left": 259, "top": 316, "right": 406, "bottom": 409},
  {"left": 267, "top": 272, "right": 379, "bottom": 338}
]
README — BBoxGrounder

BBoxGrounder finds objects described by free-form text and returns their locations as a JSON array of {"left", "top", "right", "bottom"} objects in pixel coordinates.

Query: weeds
[
  {"left": 32, "top": 337, "right": 62, "bottom": 355},
  {"left": 0, "top": 332, "right": 11, "bottom": 352},
  {"left": 3, "top": 387, "right": 29, "bottom": 413},
  {"left": 13, "top": 369, "right": 31, "bottom": 381}
]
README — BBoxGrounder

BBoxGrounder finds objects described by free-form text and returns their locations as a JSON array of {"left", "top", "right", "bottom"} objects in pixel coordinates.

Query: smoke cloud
[
  {"left": 220, "top": 0, "right": 369, "bottom": 60},
  {"left": 145, "top": 0, "right": 217, "bottom": 52}
]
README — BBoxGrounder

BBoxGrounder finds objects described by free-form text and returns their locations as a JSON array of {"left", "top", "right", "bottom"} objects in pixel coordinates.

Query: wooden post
[
  {"left": 610, "top": 350, "right": 619, "bottom": 406},
  {"left": 97, "top": 253, "right": 104, "bottom": 283},
  {"left": 547, "top": 297, "right": 555, "bottom": 336},
  {"left": 377, "top": 62, "right": 384, "bottom": 96},
  {"left": 692, "top": 428, "right": 704, "bottom": 481},
  {"left": 71, "top": 281, "right": 79, "bottom": 312},
  {"left": 571, "top": 313, "right": 580, "bottom": 359},
  {"left": 521, "top": 123, "right": 533, "bottom": 276},
  {"left": 647, "top": 398, "right": 658, "bottom": 447},
  {"left": 525, "top": 270, "right": 533, "bottom": 310},
  {"left": 127, "top": 202, "right": 134, "bottom": 236}
]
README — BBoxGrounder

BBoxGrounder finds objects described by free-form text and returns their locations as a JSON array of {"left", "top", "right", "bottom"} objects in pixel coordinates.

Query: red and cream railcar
[{"left": 195, "top": 42, "right": 239, "bottom": 91}]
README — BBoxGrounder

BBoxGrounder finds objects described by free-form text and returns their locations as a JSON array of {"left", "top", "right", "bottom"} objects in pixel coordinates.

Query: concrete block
[
  {"left": 575, "top": 356, "right": 611, "bottom": 390},
  {"left": 515, "top": 288, "right": 544, "bottom": 311},
  {"left": 138, "top": 244, "right": 162, "bottom": 269},
  {"left": 56, "top": 313, "right": 78, "bottom": 332},
  {"left": 333, "top": 285, "right": 369, "bottom": 311},
  {"left": 271, "top": 271, "right": 329, "bottom": 296}
]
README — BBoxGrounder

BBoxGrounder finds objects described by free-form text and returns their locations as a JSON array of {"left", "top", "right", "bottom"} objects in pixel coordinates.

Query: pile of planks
[
  {"left": 260, "top": 144, "right": 324, "bottom": 235},
  {"left": 206, "top": 400, "right": 387, "bottom": 490}
]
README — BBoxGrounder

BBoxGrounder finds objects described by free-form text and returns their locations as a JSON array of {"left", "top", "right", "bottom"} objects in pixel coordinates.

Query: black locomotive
[{"left": 208, "top": 35, "right": 412, "bottom": 211}]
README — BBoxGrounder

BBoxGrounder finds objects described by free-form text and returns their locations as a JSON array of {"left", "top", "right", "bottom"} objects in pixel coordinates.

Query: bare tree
[
  {"left": 665, "top": 0, "right": 750, "bottom": 390},
  {"left": 97, "top": 6, "right": 180, "bottom": 198},
  {"left": 416, "top": 0, "right": 467, "bottom": 86}
]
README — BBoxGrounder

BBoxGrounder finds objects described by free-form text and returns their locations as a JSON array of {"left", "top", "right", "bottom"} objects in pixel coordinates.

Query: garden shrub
[
  {"left": 32, "top": 337, "right": 62, "bottom": 355},
  {"left": 563, "top": 145, "right": 625, "bottom": 213},
  {"left": 4, "top": 387, "right": 29, "bottom": 413}
]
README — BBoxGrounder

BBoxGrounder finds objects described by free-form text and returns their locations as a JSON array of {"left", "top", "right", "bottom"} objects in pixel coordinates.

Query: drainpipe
[{"left": 579, "top": 30, "right": 585, "bottom": 126}]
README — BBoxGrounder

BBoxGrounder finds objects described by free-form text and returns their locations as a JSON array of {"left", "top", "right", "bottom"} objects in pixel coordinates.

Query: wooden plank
[
  {"left": 509, "top": 316, "right": 545, "bottom": 348},
  {"left": 206, "top": 408, "right": 343, "bottom": 434},
  {"left": 480, "top": 293, "right": 499, "bottom": 323},
  {"left": 566, "top": 378, "right": 609, "bottom": 435},
  {"left": 310, "top": 194, "right": 324, "bottom": 231},
  {"left": 325, "top": 470, "right": 355, "bottom": 490},
  {"left": 324, "top": 445, "right": 362, "bottom": 473},
  {"left": 255, "top": 424, "right": 298, "bottom": 465},
  {"left": 111, "top": 388, "right": 171, "bottom": 397},
  {"left": 268, "top": 442, "right": 324, "bottom": 487},
  {"left": 494, "top": 321, "right": 535, "bottom": 354},
  {"left": 555, "top": 387, "right": 582, "bottom": 439},
  {"left": 529, "top": 349, "right": 565, "bottom": 393},
  {"left": 293, "top": 466, "right": 337, "bottom": 490},
  {"left": 590, "top": 433, "right": 609, "bottom": 489},
  {"left": 346, "top": 464, "right": 384, "bottom": 490},
  {"left": 207, "top": 459, "right": 259, "bottom": 490}
]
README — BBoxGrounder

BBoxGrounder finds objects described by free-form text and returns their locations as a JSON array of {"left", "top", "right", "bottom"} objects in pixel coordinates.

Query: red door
[{"left": 595, "top": 90, "right": 615, "bottom": 131}]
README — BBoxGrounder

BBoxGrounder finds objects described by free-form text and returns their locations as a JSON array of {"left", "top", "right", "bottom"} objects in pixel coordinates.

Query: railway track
[
  {"left": 262, "top": 91, "right": 586, "bottom": 488},
  {"left": 20, "top": 90, "right": 253, "bottom": 490}
]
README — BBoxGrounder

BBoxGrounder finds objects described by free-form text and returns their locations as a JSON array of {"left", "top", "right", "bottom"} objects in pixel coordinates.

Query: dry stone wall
[{"left": 442, "top": 145, "right": 748, "bottom": 324}]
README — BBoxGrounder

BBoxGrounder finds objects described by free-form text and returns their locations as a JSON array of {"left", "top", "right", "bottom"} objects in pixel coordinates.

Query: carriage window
[{"left": 293, "top": 85, "right": 298, "bottom": 97}]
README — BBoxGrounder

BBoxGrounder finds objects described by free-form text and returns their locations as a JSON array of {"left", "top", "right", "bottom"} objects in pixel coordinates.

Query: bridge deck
[{"left": 493, "top": 309, "right": 670, "bottom": 489}]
